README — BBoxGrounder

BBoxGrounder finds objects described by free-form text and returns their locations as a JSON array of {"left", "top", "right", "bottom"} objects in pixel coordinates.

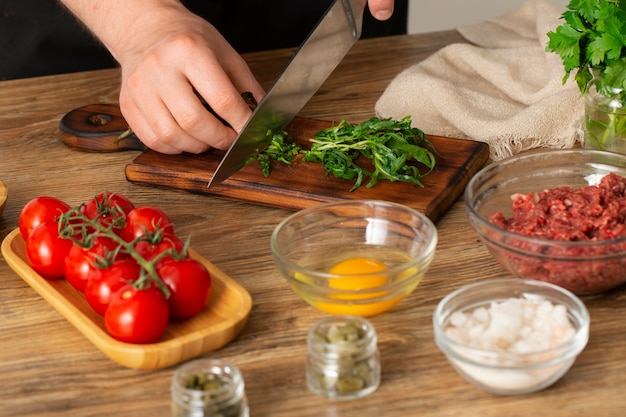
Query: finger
[
  {"left": 224, "top": 55, "right": 266, "bottom": 105},
  {"left": 367, "top": 0, "right": 394, "bottom": 20},
  {"left": 120, "top": 81, "right": 212, "bottom": 154},
  {"left": 121, "top": 102, "right": 181, "bottom": 154},
  {"left": 159, "top": 74, "right": 240, "bottom": 151},
  {"left": 190, "top": 68, "right": 255, "bottom": 138}
]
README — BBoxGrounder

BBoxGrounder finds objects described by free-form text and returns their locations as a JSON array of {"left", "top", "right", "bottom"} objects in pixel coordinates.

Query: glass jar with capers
[
  {"left": 306, "top": 315, "right": 381, "bottom": 400},
  {"left": 171, "top": 359, "right": 249, "bottom": 417}
]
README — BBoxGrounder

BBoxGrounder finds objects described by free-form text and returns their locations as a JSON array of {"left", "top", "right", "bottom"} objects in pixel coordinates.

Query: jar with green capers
[
  {"left": 171, "top": 359, "right": 249, "bottom": 417},
  {"left": 306, "top": 315, "right": 381, "bottom": 400}
]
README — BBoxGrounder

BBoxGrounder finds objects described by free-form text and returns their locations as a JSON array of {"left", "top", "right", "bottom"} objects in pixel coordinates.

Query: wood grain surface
[{"left": 2, "top": 31, "right": 625, "bottom": 417}]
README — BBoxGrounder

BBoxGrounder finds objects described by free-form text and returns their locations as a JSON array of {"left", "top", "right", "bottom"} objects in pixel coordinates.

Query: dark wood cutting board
[{"left": 124, "top": 117, "right": 489, "bottom": 222}]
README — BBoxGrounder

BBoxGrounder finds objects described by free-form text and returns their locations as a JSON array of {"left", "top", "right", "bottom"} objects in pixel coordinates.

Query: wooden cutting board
[
  {"left": 126, "top": 118, "right": 489, "bottom": 222},
  {"left": 60, "top": 104, "right": 490, "bottom": 222}
]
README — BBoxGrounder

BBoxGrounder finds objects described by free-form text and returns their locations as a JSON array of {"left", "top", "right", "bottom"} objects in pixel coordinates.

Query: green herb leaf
[
  {"left": 546, "top": 0, "right": 626, "bottom": 97},
  {"left": 243, "top": 130, "right": 302, "bottom": 177},
  {"left": 302, "top": 116, "right": 438, "bottom": 191}
]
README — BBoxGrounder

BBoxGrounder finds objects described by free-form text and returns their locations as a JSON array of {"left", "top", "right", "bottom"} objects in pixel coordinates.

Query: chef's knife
[{"left": 208, "top": 0, "right": 366, "bottom": 188}]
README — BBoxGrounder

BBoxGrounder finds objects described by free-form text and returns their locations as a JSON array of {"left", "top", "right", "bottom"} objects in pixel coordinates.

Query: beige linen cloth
[{"left": 375, "top": 0, "right": 584, "bottom": 160}]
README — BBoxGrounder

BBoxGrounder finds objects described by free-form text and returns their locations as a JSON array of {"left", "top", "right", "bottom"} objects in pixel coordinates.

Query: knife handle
[{"left": 59, "top": 104, "right": 146, "bottom": 152}]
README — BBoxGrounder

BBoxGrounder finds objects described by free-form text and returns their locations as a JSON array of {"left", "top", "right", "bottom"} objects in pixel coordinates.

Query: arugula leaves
[
  {"left": 244, "top": 131, "right": 302, "bottom": 177},
  {"left": 244, "top": 116, "right": 438, "bottom": 192},
  {"left": 546, "top": 0, "right": 626, "bottom": 97},
  {"left": 303, "top": 116, "right": 437, "bottom": 191}
]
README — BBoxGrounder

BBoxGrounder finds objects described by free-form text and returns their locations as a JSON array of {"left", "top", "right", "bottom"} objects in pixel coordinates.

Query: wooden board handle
[{"left": 58, "top": 104, "right": 146, "bottom": 152}]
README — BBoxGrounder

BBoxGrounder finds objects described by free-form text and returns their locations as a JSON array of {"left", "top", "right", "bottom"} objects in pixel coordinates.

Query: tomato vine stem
[{"left": 57, "top": 206, "right": 183, "bottom": 298}]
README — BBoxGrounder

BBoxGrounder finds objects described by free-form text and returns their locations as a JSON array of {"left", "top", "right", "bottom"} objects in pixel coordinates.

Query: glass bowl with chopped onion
[
  {"left": 271, "top": 200, "right": 437, "bottom": 317},
  {"left": 433, "top": 278, "right": 590, "bottom": 396},
  {"left": 465, "top": 148, "right": 626, "bottom": 295}
]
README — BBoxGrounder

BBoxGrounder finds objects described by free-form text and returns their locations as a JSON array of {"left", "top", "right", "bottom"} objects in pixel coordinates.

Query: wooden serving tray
[{"left": 1, "top": 228, "right": 252, "bottom": 369}]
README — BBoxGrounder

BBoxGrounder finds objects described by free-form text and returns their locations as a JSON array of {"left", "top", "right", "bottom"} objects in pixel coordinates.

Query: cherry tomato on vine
[
  {"left": 81, "top": 192, "right": 135, "bottom": 232},
  {"left": 134, "top": 232, "right": 185, "bottom": 267},
  {"left": 157, "top": 258, "right": 212, "bottom": 319},
  {"left": 85, "top": 258, "right": 141, "bottom": 316},
  {"left": 19, "top": 196, "right": 70, "bottom": 240},
  {"left": 104, "top": 284, "right": 169, "bottom": 344},
  {"left": 120, "top": 206, "right": 174, "bottom": 242},
  {"left": 25, "top": 220, "right": 73, "bottom": 279},
  {"left": 64, "top": 236, "right": 121, "bottom": 292}
]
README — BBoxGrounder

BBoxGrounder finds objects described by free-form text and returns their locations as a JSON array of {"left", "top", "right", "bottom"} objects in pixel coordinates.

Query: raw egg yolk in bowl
[{"left": 298, "top": 257, "right": 418, "bottom": 317}]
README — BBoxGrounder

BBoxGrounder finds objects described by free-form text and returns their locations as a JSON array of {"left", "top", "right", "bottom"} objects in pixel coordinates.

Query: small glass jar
[
  {"left": 306, "top": 315, "right": 381, "bottom": 400},
  {"left": 171, "top": 359, "right": 249, "bottom": 417}
]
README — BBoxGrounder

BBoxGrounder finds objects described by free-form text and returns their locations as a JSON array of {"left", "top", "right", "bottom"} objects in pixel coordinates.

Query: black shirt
[{"left": 1, "top": 0, "right": 407, "bottom": 80}]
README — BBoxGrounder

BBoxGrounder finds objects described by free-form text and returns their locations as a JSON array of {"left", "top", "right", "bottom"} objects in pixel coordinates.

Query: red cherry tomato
[
  {"left": 19, "top": 196, "right": 70, "bottom": 240},
  {"left": 157, "top": 258, "right": 212, "bottom": 319},
  {"left": 81, "top": 192, "right": 135, "bottom": 232},
  {"left": 64, "top": 236, "right": 120, "bottom": 292},
  {"left": 26, "top": 221, "right": 73, "bottom": 279},
  {"left": 120, "top": 206, "right": 174, "bottom": 242},
  {"left": 134, "top": 233, "right": 185, "bottom": 267},
  {"left": 104, "top": 284, "right": 169, "bottom": 344},
  {"left": 85, "top": 258, "right": 141, "bottom": 316}
]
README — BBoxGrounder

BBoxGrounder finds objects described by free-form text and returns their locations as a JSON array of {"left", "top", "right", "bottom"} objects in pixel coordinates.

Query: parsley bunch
[
  {"left": 546, "top": 0, "right": 626, "bottom": 97},
  {"left": 302, "top": 116, "right": 437, "bottom": 191}
]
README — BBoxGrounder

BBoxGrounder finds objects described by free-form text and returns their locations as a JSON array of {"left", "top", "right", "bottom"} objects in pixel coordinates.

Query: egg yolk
[
  {"left": 328, "top": 257, "right": 388, "bottom": 290},
  {"left": 292, "top": 257, "right": 420, "bottom": 317},
  {"left": 312, "top": 256, "right": 397, "bottom": 316}
]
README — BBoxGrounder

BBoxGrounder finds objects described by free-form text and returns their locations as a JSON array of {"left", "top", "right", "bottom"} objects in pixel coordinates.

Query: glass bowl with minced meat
[{"left": 465, "top": 149, "right": 626, "bottom": 295}]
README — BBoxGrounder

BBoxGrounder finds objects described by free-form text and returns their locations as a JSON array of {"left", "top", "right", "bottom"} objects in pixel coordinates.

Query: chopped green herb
[
  {"left": 244, "top": 116, "right": 438, "bottom": 191},
  {"left": 303, "top": 116, "right": 437, "bottom": 191},
  {"left": 243, "top": 130, "right": 302, "bottom": 177}
]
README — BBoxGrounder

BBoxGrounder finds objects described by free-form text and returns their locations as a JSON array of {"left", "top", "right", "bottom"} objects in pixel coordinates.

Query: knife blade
[{"left": 208, "top": 0, "right": 366, "bottom": 188}]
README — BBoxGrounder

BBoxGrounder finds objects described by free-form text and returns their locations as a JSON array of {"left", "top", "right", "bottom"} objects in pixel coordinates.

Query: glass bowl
[
  {"left": 271, "top": 200, "right": 437, "bottom": 317},
  {"left": 433, "top": 278, "right": 590, "bottom": 395},
  {"left": 465, "top": 149, "right": 626, "bottom": 294}
]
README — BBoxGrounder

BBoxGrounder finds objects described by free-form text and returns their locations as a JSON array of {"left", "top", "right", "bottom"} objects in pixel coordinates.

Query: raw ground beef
[
  {"left": 490, "top": 172, "right": 626, "bottom": 241},
  {"left": 487, "top": 173, "right": 626, "bottom": 294}
]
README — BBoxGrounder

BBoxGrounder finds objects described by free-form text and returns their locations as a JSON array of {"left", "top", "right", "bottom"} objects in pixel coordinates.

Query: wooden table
[{"left": 1, "top": 30, "right": 625, "bottom": 417}]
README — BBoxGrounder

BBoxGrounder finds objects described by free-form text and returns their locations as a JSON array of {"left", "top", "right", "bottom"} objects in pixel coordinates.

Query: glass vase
[{"left": 584, "top": 84, "right": 626, "bottom": 153}]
